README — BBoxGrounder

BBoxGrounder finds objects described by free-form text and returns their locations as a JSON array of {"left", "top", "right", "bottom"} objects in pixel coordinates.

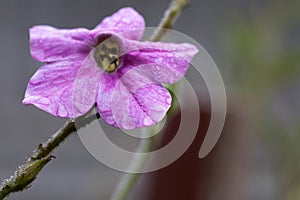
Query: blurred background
[{"left": 0, "top": 0, "right": 299, "bottom": 199}]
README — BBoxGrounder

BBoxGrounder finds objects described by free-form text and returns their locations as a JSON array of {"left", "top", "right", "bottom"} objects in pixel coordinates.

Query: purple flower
[{"left": 23, "top": 7, "right": 198, "bottom": 129}]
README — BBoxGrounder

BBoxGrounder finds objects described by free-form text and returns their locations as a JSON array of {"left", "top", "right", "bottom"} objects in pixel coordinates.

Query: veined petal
[
  {"left": 119, "top": 83, "right": 171, "bottom": 129},
  {"left": 96, "top": 67, "right": 171, "bottom": 129},
  {"left": 95, "top": 73, "right": 119, "bottom": 127},
  {"left": 23, "top": 59, "right": 99, "bottom": 118},
  {"left": 93, "top": 7, "right": 145, "bottom": 40},
  {"left": 30, "top": 25, "right": 94, "bottom": 62},
  {"left": 119, "top": 40, "right": 199, "bottom": 84}
]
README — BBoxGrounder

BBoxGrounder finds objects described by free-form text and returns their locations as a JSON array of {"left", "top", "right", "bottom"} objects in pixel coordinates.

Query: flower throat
[{"left": 94, "top": 39, "right": 120, "bottom": 73}]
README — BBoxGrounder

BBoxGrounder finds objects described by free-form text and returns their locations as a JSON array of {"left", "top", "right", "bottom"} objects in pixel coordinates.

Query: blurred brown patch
[{"left": 130, "top": 100, "right": 258, "bottom": 200}]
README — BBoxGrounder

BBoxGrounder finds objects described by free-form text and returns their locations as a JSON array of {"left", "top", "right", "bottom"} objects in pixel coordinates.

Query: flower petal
[
  {"left": 30, "top": 25, "right": 94, "bottom": 62},
  {"left": 119, "top": 40, "right": 199, "bottom": 84},
  {"left": 93, "top": 7, "right": 145, "bottom": 40},
  {"left": 127, "top": 83, "right": 171, "bottom": 128},
  {"left": 96, "top": 67, "right": 171, "bottom": 129},
  {"left": 95, "top": 73, "right": 119, "bottom": 127},
  {"left": 23, "top": 59, "right": 99, "bottom": 118}
]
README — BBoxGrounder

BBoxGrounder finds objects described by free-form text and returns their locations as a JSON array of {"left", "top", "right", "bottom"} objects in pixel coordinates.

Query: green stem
[
  {"left": 0, "top": 156, "right": 53, "bottom": 200},
  {"left": 150, "top": 0, "right": 190, "bottom": 42},
  {"left": 110, "top": 129, "right": 156, "bottom": 200}
]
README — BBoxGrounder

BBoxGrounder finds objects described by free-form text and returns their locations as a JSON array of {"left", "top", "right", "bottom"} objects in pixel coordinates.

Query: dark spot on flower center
[{"left": 94, "top": 39, "right": 120, "bottom": 73}]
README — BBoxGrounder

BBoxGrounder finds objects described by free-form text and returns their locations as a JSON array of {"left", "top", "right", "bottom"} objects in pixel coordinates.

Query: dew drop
[
  {"left": 38, "top": 98, "right": 50, "bottom": 105},
  {"left": 105, "top": 116, "right": 115, "bottom": 125},
  {"left": 155, "top": 57, "right": 163, "bottom": 64},
  {"left": 165, "top": 97, "right": 172, "bottom": 105},
  {"left": 150, "top": 105, "right": 166, "bottom": 122},
  {"left": 120, "top": 118, "right": 135, "bottom": 129},
  {"left": 143, "top": 117, "right": 153, "bottom": 126},
  {"left": 57, "top": 105, "right": 68, "bottom": 117}
]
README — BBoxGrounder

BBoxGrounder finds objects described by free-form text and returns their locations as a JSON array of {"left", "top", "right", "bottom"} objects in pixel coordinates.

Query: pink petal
[
  {"left": 30, "top": 25, "right": 94, "bottom": 62},
  {"left": 119, "top": 40, "right": 199, "bottom": 84},
  {"left": 93, "top": 7, "right": 145, "bottom": 40},
  {"left": 95, "top": 73, "right": 119, "bottom": 127},
  {"left": 116, "top": 83, "right": 171, "bottom": 129},
  {"left": 23, "top": 59, "right": 99, "bottom": 118},
  {"left": 96, "top": 67, "right": 171, "bottom": 129}
]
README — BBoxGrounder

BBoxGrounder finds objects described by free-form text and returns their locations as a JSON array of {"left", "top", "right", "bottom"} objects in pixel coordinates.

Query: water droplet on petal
[
  {"left": 104, "top": 115, "right": 115, "bottom": 125},
  {"left": 57, "top": 105, "right": 68, "bottom": 117},
  {"left": 150, "top": 105, "right": 166, "bottom": 122},
  {"left": 39, "top": 98, "right": 50, "bottom": 105},
  {"left": 120, "top": 118, "right": 135, "bottom": 129},
  {"left": 165, "top": 97, "right": 172, "bottom": 105},
  {"left": 143, "top": 117, "right": 153, "bottom": 126},
  {"left": 155, "top": 57, "right": 163, "bottom": 64}
]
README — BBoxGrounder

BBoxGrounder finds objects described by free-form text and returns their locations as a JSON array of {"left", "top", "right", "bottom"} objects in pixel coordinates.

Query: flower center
[{"left": 94, "top": 39, "right": 120, "bottom": 72}]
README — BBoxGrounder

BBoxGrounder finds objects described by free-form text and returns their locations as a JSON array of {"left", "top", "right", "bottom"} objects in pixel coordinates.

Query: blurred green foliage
[{"left": 222, "top": 0, "right": 300, "bottom": 199}]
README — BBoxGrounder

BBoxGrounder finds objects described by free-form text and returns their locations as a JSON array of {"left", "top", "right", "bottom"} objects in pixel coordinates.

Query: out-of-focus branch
[{"left": 149, "top": 0, "right": 190, "bottom": 42}]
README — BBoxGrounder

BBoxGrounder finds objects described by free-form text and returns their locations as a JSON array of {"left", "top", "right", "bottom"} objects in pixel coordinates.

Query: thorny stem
[{"left": 0, "top": 0, "right": 191, "bottom": 199}]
